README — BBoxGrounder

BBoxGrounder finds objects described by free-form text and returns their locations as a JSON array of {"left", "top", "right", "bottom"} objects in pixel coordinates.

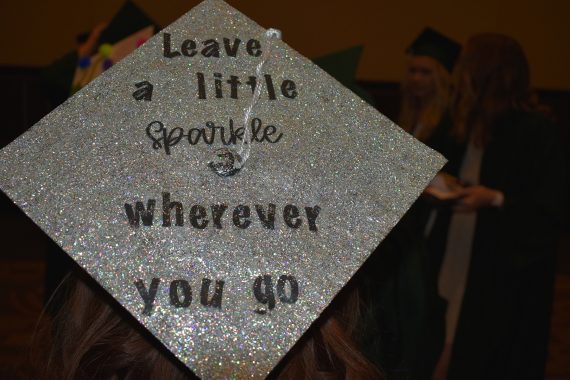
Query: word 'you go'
[{"left": 135, "top": 274, "right": 299, "bottom": 316}]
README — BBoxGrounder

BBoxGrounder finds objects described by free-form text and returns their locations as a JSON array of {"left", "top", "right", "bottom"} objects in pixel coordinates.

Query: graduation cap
[
  {"left": 406, "top": 27, "right": 461, "bottom": 72},
  {"left": 98, "top": 0, "right": 159, "bottom": 45},
  {"left": 42, "top": 0, "right": 160, "bottom": 105},
  {"left": 1, "top": 0, "right": 445, "bottom": 377},
  {"left": 313, "top": 46, "right": 375, "bottom": 106}
]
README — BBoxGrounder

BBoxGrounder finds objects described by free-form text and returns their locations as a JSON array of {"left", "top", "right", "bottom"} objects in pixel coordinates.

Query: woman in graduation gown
[
  {"left": 428, "top": 33, "right": 566, "bottom": 380},
  {"left": 398, "top": 27, "right": 459, "bottom": 148},
  {"left": 359, "top": 28, "right": 460, "bottom": 380}
]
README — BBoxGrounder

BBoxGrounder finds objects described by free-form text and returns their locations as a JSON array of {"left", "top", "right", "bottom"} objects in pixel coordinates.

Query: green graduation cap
[
  {"left": 313, "top": 46, "right": 375, "bottom": 106},
  {"left": 406, "top": 27, "right": 461, "bottom": 72}
]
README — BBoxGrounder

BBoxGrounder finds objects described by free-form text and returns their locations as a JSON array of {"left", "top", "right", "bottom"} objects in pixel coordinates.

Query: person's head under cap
[
  {"left": 407, "top": 27, "right": 461, "bottom": 73},
  {"left": 403, "top": 27, "right": 460, "bottom": 101},
  {"left": 400, "top": 27, "right": 461, "bottom": 141}
]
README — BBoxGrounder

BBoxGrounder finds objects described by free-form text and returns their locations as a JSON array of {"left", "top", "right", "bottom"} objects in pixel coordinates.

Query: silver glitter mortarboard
[{"left": 0, "top": 0, "right": 445, "bottom": 378}]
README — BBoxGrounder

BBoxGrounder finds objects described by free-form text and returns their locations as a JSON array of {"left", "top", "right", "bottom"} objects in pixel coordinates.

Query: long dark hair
[
  {"left": 30, "top": 272, "right": 383, "bottom": 379},
  {"left": 452, "top": 33, "right": 531, "bottom": 146}
]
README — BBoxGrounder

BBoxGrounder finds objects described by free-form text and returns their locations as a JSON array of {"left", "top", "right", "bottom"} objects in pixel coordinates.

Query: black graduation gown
[{"left": 428, "top": 110, "right": 566, "bottom": 380}]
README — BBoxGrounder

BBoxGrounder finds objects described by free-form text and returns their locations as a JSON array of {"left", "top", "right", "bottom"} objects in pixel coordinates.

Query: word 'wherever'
[{"left": 124, "top": 193, "right": 321, "bottom": 232}]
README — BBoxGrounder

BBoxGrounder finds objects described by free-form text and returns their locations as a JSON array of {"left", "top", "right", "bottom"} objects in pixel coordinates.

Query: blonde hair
[
  {"left": 399, "top": 57, "right": 452, "bottom": 142},
  {"left": 31, "top": 274, "right": 383, "bottom": 379}
]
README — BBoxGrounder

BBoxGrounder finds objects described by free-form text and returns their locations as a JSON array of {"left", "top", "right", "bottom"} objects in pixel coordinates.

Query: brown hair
[
  {"left": 30, "top": 274, "right": 383, "bottom": 379},
  {"left": 399, "top": 57, "right": 452, "bottom": 142},
  {"left": 451, "top": 33, "right": 531, "bottom": 146}
]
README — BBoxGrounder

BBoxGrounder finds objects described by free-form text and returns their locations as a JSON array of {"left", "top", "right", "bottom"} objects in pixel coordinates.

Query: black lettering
[
  {"left": 135, "top": 278, "right": 160, "bottom": 316},
  {"left": 200, "top": 278, "right": 224, "bottom": 308},
  {"left": 186, "top": 127, "right": 215, "bottom": 145},
  {"left": 187, "top": 128, "right": 201, "bottom": 145},
  {"left": 246, "top": 39, "right": 262, "bottom": 57},
  {"left": 223, "top": 38, "right": 241, "bottom": 57},
  {"left": 211, "top": 204, "right": 228, "bottom": 229},
  {"left": 283, "top": 204, "right": 302, "bottom": 228},
  {"left": 214, "top": 72, "right": 223, "bottom": 98},
  {"left": 163, "top": 33, "right": 180, "bottom": 58},
  {"left": 181, "top": 39, "right": 197, "bottom": 57},
  {"left": 201, "top": 39, "right": 220, "bottom": 57},
  {"left": 277, "top": 275, "right": 299, "bottom": 304},
  {"left": 246, "top": 76, "right": 257, "bottom": 93},
  {"left": 233, "top": 205, "right": 251, "bottom": 229},
  {"left": 125, "top": 199, "right": 156, "bottom": 227},
  {"left": 281, "top": 80, "right": 297, "bottom": 99},
  {"left": 253, "top": 275, "right": 275, "bottom": 314},
  {"left": 264, "top": 74, "right": 276, "bottom": 100},
  {"left": 250, "top": 118, "right": 263, "bottom": 142},
  {"left": 146, "top": 121, "right": 184, "bottom": 155},
  {"left": 162, "top": 192, "right": 184, "bottom": 227},
  {"left": 229, "top": 120, "right": 244, "bottom": 144},
  {"left": 196, "top": 72, "right": 206, "bottom": 99},
  {"left": 169, "top": 279, "right": 192, "bottom": 308},
  {"left": 146, "top": 121, "right": 165, "bottom": 152},
  {"left": 305, "top": 206, "right": 321, "bottom": 232},
  {"left": 201, "top": 125, "right": 216, "bottom": 144},
  {"left": 226, "top": 75, "right": 241, "bottom": 99},
  {"left": 218, "top": 121, "right": 231, "bottom": 145},
  {"left": 189, "top": 205, "right": 208, "bottom": 229},
  {"left": 255, "top": 204, "right": 276, "bottom": 229},
  {"left": 263, "top": 124, "right": 283, "bottom": 143},
  {"left": 132, "top": 81, "right": 153, "bottom": 101}
]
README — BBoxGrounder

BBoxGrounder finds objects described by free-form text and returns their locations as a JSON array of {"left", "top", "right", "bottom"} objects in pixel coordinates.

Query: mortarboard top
[
  {"left": 1, "top": 0, "right": 445, "bottom": 377},
  {"left": 42, "top": 0, "right": 160, "bottom": 106},
  {"left": 406, "top": 27, "right": 461, "bottom": 72},
  {"left": 314, "top": 46, "right": 375, "bottom": 106},
  {"left": 98, "top": 0, "right": 160, "bottom": 45}
]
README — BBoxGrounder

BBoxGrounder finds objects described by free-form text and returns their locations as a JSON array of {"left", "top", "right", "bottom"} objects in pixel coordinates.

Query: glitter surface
[{"left": 0, "top": 0, "right": 445, "bottom": 378}]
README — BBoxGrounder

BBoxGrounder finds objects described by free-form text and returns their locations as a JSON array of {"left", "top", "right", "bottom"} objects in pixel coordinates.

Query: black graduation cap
[
  {"left": 98, "top": 0, "right": 160, "bottom": 45},
  {"left": 406, "top": 27, "right": 461, "bottom": 72}
]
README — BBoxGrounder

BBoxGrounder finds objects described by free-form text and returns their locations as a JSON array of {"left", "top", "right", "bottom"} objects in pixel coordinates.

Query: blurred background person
[
  {"left": 359, "top": 28, "right": 462, "bottom": 380},
  {"left": 427, "top": 33, "right": 566, "bottom": 380},
  {"left": 399, "top": 27, "right": 460, "bottom": 148}
]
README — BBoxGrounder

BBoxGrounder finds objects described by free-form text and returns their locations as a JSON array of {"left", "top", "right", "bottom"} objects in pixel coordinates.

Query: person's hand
[{"left": 454, "top": 185, "right": 503, "bottom": 212}]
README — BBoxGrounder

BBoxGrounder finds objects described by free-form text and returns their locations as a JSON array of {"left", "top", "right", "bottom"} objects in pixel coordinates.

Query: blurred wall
[{"left": 0, "top": 0, "right": 569, "bottom": 89}]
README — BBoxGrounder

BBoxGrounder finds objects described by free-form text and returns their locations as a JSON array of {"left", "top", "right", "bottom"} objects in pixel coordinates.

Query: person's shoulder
[{"left": 501, "top": 108, "right": 558, "bottom": 141}]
